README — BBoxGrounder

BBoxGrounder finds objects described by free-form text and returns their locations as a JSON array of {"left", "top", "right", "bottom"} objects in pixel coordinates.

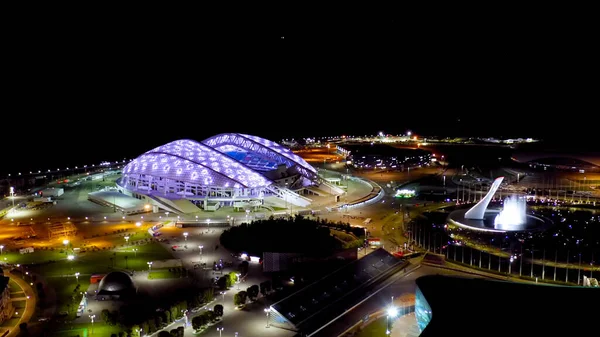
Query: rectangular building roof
[{"left": 270, "top": 248, "right": 402, "bottom": 331}]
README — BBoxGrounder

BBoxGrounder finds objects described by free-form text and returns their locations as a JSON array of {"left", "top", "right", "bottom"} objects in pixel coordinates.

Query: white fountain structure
[
  {"left": 494, "top": 195, "right": 527, "bottom": 230},
  {"left": 449, "top": 176, "right": 546, "bottom": 232}
]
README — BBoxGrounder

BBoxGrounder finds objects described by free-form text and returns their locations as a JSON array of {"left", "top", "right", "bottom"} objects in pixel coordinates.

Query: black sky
[{"left": 2, "top": 12, "right": 598, "bottom": 174}]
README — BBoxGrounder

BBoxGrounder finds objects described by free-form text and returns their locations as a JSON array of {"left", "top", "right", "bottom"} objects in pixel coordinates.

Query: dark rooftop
[{"left": 271, "top": 248, "right": 403, "bottom": 330}]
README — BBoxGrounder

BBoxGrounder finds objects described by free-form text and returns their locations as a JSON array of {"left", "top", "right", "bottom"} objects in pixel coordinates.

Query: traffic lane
[{"left": 311, "top": 265, "right": 483, "bottom": 337}]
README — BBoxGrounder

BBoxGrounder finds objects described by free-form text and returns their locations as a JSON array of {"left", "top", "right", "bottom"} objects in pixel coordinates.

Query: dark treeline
[{"left": 220, "top": 215, "right": 362, "bottom": 256}]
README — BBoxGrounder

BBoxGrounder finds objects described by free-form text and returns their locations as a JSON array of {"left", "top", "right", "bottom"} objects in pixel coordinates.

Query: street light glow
[{"left": 387, "top": 306, "right": 398, "bottom": 318}]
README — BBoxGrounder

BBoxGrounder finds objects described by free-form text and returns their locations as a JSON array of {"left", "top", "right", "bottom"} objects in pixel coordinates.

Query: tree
[
  {"left": 228, "top": 271, "right": 238, "bottom": 285},
  {"left": 217, "top": 276, "right": 228, "bottom": 289},
  {"left": 177, "top": 326, "right": 184, "bottom": 337},
  {"left": 234, "top": 291, "right": 247, "bottom": 306},
  {"left": 204, "top": 310, "right": 216, "bottom": 323},
  {"left": 260, "top": 280, "right": 271, "bottom": 296},
  {"left": 192, "top": 316, "right": 203, "bottom": 330},
  {"left": 170, "top": 305, "right": 179, "bottom": 320},
  {"left": 201, "top": 287, "right": 214, "bottom": 303},
  {"left": 213, "top": 304, "right": 223, "bottom": 317},
  {"left": 155, "top": 315, "right": 163, "bottom": 329},
  {"left": 158, "top": 331, "right": 171, "bottom": 337},
  {"left": 147, "top": 319, "right": 157, "bottom": 334},
  {"left": 140, "top": 321, "right": 149, "bottom": 335},
  {"left": 101, "top": 309, "right": 111, "bottom": 324},
  {"left": 131, "top": 324, "right": 142, "bottom": 337},
  {"left": 247, "top": 284, "right": 259, "bottom": 301},
  {"left": 110, "top": 334, "right": 117, "bottom": 337},
  {"left": 239, "top": 261, "right": 249, "bottom": 275},
  {"left": 170, "top": 329, "right": 178, "bottom": 337},
  {"left": 19, "top": 322, "right": 27, "bottom": 334},
  {"left": 164, "top": 310, "right": 171, "bottom": 324}
]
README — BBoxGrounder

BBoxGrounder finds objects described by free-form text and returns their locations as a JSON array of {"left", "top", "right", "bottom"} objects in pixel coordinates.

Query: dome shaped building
[
  {"left": 117, "top": 134, "right": 319, "bottom": 213},
  {"left": 97, "top": 271, "right": 136, "bottom": 299}
]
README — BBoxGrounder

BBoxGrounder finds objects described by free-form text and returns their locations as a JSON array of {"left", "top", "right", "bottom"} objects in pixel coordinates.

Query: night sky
[{"left": 3, "top": 15, "right": 597, "bottom": 174}]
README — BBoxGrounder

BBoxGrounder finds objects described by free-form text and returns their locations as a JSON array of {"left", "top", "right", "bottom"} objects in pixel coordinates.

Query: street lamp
[
  {"left": 133, "top": 248, "right": 138, "bottom": 258},
  {"left": 147, "top": 261, "right": 153, "bottom": 271},
  {"left": 236, "top": 273, "right": 241, "bottom": 290},
  {"left": 89, "top": 314, "right": 96, "bottom": 334},
  {"left": 135, "top": 222, "right": 141, "bottom": 228},
  {"left": 386, "top": 306, "right": 398, "bottom": 335},
  {"left": 9, "top": 187, "right": 16, "bottom": 208},
  {"left": 0, "top": 245, "right": 3, "bottom": 255},
  {"left": 220, "top": 291, "right": 226, "bottom": 301},
  {"left": 67, "top": 255, "right": 75, "bottom": 261},
  {"left": 264, "top": 308, "right": 271, "bottom": 328},
  {"left": 183, "top": 232, "right": 188, "bottom": 241},
  {"left": 75, "top": 272, "right": 80, "bottom": 283},
  {"left": 217, "top": 327, "right": 223, "bottom": 337},
  {"left": 124, "top": 236, "right": 130, "bottom": 245}
]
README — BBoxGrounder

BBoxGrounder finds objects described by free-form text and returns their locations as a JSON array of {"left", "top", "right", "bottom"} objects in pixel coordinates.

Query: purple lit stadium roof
[
  {"left": 123, "top": 139, "right": 272, "bottom": 188},
  {"left": 203, "top": 133, "right": 318, "bottom": 181}
]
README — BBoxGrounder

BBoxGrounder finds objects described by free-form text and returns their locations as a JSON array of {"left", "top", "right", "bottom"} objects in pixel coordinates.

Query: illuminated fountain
[
  {"left": 448, "top": 176, "right": 548, "bottom": 233},
  {"left": 494, "top": 195, "right": 527, "bottom": 230}
]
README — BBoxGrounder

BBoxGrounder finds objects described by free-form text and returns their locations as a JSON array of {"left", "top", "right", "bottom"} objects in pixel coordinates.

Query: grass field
[
  {"left": 26, "top": 242, "right": 173, "bottom": 277},
  {"left": 12, "top": 300, "right": 26, "bottom": 309},
  {"left": 49, "top": 322, "right": 121, "bottom": 337},
  {"left": 8, "top": 280, "right": 21, "bottom": 292},
  {"left": 3, "top": 250, "right": 68, "bottom": 265},
  {"left": 355, "top": 316, "right": 392, "bottom": 337},
  {"left": 148, "top": 268, "right": 183, "bottom": 280},
  {"left": 0, "top": 318, "right": 19, "bottom": 328}
]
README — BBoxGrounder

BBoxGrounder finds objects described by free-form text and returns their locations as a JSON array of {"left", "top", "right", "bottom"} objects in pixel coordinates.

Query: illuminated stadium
[{"left": 116, "top": 134, "right": 319, "bottom": 213}]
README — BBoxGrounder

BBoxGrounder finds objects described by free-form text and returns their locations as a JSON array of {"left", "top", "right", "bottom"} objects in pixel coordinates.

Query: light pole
[
  {"left": 0, "top": 245, "right": 3, "bottom": 255},
  {"left": 133, "top": 248, "right": 138, "bottom": 258},
  {"left": 63, "top": 239, "right": 70, "bottom": 256},
  {"left": 217, "top": 327, "right": 223, "bottom": 337},
  {"left": 220, "top": 291, "right": 226, "bottom": 301},
  {"left": 124, "top": 236, "right": 130, "bottom": 245},
  {"left": 183, "top": 232, "right": 188, "bottom": 241},
  {"left": 10, "top": 187, "right": 15, "bottom": 208},
  {"left": 264, "top": 308, "right": 271, "bottom": 328},
  {"left": 75, "top": 272, "right": 80, "bottom": 283},
  {"left": 386, "top": 306, "right": 398, "bottom": 335},
  {"left": 236, "top": 273, "right": 241, "bottom": 290},
  {"left": 89, "top": 314, "right": 96, "bottom": 334},
  {"left": 147, "top": 261, "right": 153, "bottom": 271}
]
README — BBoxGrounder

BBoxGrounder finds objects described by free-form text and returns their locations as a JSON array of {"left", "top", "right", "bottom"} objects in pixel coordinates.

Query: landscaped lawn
[
  {"left": 355, "top": 316, "right": 393, "bottom": 337},
  {"left": 0, "top": 318, "right": 19, "bottom": 328},
  {"left": 3, "top": 250, "right": 67, "bottom": 265},
  {"left": 148, "top": 268, "right": 183, "bottom": 280},
  {"left": 29, "top": 242, "right": 173, "bottom": 277},
  {"left": 12, "top": 300, "right": 26, "bottom": 309},
  {"left": 49, "top": 322, "right": 121, "bottom": 337},
  {"left": 8, "top": 280, "right": 21, "bottom": 292},
  {"left": 46, "top": 277, "right": 91, "bottom": 321}
]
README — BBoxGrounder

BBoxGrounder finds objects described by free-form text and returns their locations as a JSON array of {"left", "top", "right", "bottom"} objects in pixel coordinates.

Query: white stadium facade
[{"left": 116, "top": 134, "right": 339, "bottom": 214}]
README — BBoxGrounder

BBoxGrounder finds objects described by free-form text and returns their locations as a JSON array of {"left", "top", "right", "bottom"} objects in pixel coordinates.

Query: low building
[
  {"left": 0, "top": 276, "right": 13, "bottom": 324},
  {"left": 267, "top": 249, "right": 406, "bottom": 336}
]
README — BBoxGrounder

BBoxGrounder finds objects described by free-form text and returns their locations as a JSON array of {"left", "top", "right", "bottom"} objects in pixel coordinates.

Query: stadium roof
[
  {"left": 123, "top": 139, "right": 272, "bottom": 188},
  {"left": 416, "top": 275, "right": 600, "bottom": 336},
  {"left": 269, "top": 248, "right": 404, "bottom": 334},
  {"left": 203, "top": 133, "right": 318, "bottom": 181}
]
